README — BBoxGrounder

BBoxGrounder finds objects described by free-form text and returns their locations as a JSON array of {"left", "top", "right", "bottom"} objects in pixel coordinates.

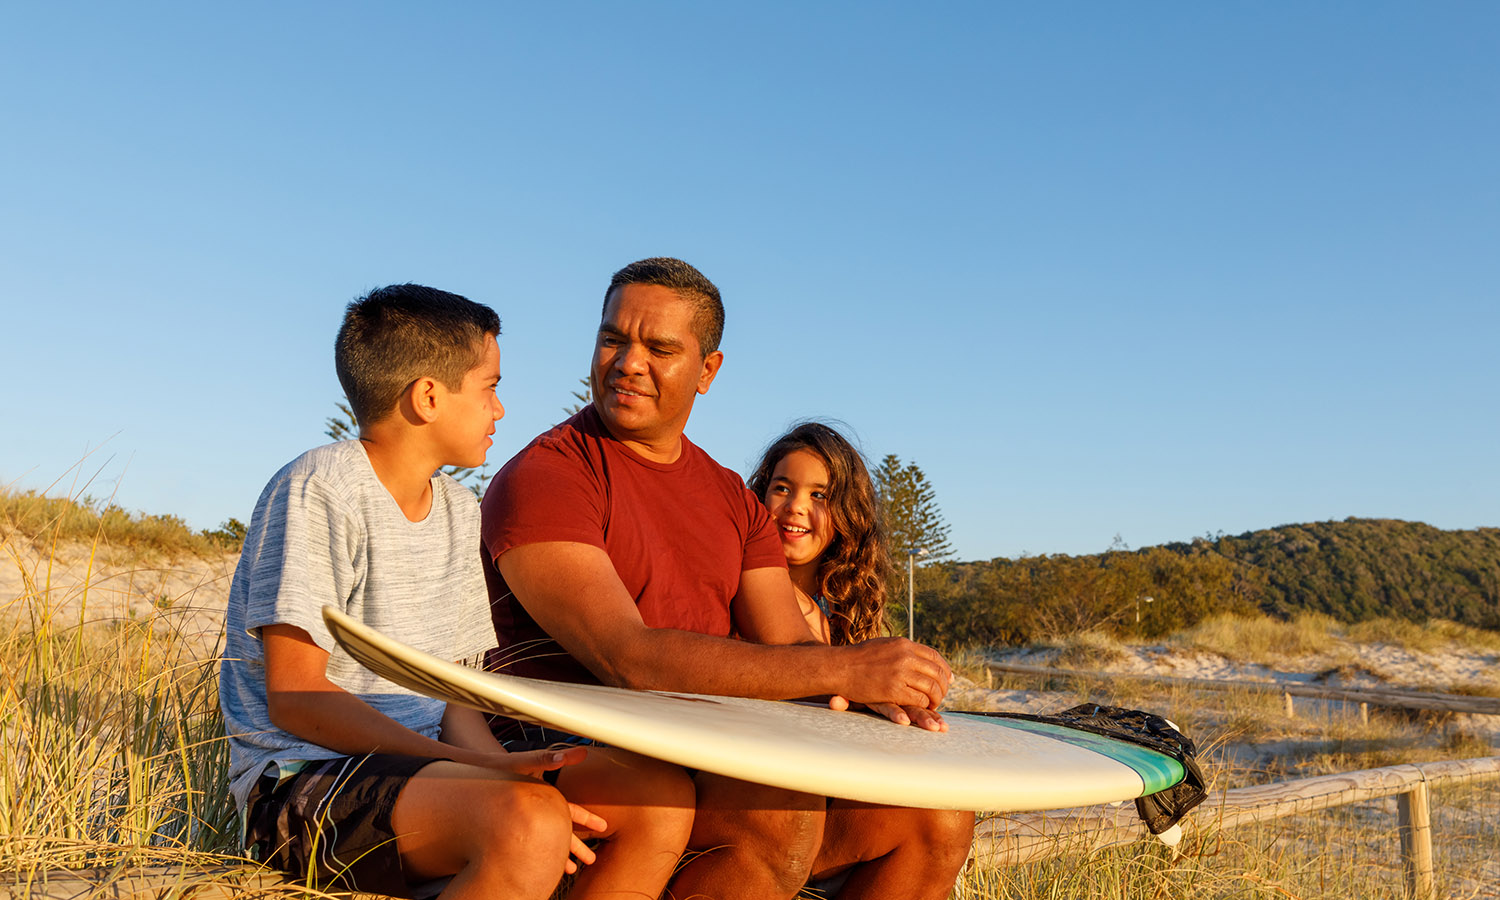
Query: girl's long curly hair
[{"left": 748, "top": 422, "right": 890, "bottom": 645}]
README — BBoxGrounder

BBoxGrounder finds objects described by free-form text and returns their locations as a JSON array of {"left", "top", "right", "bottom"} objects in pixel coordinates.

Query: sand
[{"left": 0, "top": 530, "right": 237, "bottom": 657}]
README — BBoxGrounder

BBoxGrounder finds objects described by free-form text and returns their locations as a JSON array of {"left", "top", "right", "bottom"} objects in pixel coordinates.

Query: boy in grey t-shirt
[{"left": 219, "top": 284, "right": 691, "bottom": 900}]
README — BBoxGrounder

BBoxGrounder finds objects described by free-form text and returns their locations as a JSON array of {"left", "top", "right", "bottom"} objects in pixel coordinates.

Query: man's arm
[{"left": 497, "top": 542, "right": 951, "bottom": 708}]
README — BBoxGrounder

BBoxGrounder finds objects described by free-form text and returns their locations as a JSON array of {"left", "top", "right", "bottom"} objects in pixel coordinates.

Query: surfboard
[{"left": 322, "top": 606, "right": 1184, "bottom": 811}]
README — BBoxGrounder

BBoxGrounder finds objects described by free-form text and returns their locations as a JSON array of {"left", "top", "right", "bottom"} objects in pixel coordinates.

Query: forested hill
[
  {"left": 915, "top": 518, "right": 1500, "bottom": 647},
  {"left": 1165, "top": 518, "right": 1500, "bottom": 627}
]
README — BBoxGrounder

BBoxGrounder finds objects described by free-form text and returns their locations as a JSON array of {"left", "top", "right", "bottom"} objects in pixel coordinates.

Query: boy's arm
[
  {"left": 438, "top": 703, "right": 599, "bottom": 810},
  {"left": 438, "top": 704, "right": 510, "bottom": 754},
  {"left": 264, "top": 624, "right": 498, "bottom": 763},
  {"left": 264, "top": 625, "right": 600, "bottom": 828},
  {"left": 266, "top": 624, "right": 596, "bottom": 772}
]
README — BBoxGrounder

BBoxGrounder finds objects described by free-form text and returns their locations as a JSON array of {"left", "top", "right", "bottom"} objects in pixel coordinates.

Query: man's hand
[
  {"left": 837, "top": 637, "right": 953, "bottom": 711},
  {"left": 828, "top": 696, "right": 949, "bottom": 731}
]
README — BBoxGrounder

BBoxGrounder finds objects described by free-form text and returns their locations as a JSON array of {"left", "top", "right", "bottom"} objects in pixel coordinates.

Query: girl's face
[{"left": 763, "top": 448, "right": 835, "bottom": 572}]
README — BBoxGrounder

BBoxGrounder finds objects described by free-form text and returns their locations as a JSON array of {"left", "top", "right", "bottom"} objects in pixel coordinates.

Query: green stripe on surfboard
[{"left": 948, "top": 713, "right": 1185, "bottom": 794}]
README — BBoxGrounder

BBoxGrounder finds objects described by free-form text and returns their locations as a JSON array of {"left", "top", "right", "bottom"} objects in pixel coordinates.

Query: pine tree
[
  {"left": 873, "top": 454, "right": 954, "bottom": 562},
  {"left": 563, "top": 376, "right": 592, "bottom": 417}
]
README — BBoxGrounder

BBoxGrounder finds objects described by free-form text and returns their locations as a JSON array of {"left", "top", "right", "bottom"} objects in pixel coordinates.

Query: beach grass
[
  {"left": 1171, "top": 611, "right": 1344, "bottom": 661},
  {"left": 0, "top": 481, "right": 242, "bottom": 565},
  {"left": 0, "top": 520, "right": 243, "bottom": 883}
]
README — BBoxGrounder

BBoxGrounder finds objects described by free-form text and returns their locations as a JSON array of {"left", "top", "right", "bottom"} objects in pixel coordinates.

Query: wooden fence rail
[
  {"left": 985, "top": 661, "right": 1500, "bottom": 716},
  {"left": 974, "top": 755, "right": 1500, "bottom": 900}
]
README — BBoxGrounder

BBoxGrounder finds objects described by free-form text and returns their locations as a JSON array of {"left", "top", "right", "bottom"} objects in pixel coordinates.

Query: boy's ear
[{"left": 406, "top": 376, "right": 442, "bottom": 424}]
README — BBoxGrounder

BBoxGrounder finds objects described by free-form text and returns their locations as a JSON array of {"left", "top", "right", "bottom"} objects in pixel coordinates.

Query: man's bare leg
[
  {"left": 670, "top": 773, "right": 825, "bottom": 900},
  {"left": 810, "top": 801, "right": 975, "bottom": 900},
  {"left": 554, "top": 748, "right": 695, "bottom": 899},
  {"left": 392, "top": 761, "right": 577, "bottom": 900}
]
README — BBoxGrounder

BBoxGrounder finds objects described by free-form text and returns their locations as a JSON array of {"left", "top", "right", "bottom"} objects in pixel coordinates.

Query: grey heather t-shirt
[{"left": 219, "top": 441, "right": 494, "bottom": 808}]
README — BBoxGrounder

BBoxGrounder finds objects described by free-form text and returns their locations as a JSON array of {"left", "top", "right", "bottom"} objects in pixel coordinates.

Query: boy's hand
[
  {"left": 499, "top": 745, "right": 591, "bottom": 779},
  {"left": 563, "top": 800, "right": 606, "bottom": 874}
]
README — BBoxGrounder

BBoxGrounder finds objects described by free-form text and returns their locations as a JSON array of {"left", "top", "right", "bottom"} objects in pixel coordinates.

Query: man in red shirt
[{"left": 482, "top": 258, "right": 969, "bottom": 900}]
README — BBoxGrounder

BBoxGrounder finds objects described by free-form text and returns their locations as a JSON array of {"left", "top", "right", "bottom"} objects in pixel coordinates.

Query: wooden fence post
[{"left": 1396, "top": 780, "right": 1434, "bottom": 900}]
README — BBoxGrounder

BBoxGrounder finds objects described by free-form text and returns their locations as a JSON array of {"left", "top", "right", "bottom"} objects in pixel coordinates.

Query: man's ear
[
  {"left": 696, "top": 350, "right": 724, "bottom": 395},
  {"left": 406, "top": 376, "right": 442, "bottom": 424}
]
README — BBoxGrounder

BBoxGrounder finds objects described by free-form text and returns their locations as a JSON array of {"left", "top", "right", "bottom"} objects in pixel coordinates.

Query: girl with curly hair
[
  {"left": 747, "top": 421, "right": 891, "bottom": 646},
  {"left": 749, "top": 421, "right": 975, "bottom": 900}
]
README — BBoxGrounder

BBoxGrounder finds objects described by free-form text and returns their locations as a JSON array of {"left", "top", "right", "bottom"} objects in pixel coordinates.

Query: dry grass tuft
[
  {"left": 1, "top": 483, "right": 241, "bottom": 564},
  {"left": 1048, "top": 629, "right": 1131, "bottom": 671},
  {"left": 1344, "top": 616, "right": 1500, "bottom": 654},
  {"left": 1172, "top": 612, "right": 1342, "bottom": 661},
  {"left": 0, "top": 527, "right": 242, "bottom": 878}
]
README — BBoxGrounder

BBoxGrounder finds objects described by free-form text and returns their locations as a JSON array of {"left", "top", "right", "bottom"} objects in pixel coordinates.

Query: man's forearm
[
  {"left": 583, "top": 628, "right": 950, "bottom": 710},
  {"left": 586, "top": 627, "right": 844, "bottom": 698}
]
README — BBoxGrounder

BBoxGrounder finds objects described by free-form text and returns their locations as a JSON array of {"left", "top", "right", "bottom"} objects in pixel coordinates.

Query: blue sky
[{"left": 3, "top": 3, "right": 1496, "bottom": 561}]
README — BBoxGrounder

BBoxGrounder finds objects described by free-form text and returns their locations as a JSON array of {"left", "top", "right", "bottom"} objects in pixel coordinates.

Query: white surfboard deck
[{"left": 323, "top": 606, "right": 1183, "bottom": 811}]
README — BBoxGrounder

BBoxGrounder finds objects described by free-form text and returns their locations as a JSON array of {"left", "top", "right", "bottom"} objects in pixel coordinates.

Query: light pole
[
  {"left": 907, "top": 548, "right": 928, "bottom": 640},
  {"left": 1135, "top": 595, "right": 1154, "bottom": 625}
]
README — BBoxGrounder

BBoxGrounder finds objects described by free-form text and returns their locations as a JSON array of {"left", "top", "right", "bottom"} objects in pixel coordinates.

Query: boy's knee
[{"left": 471, "top": 780, "right": 572, "bottom": 855}]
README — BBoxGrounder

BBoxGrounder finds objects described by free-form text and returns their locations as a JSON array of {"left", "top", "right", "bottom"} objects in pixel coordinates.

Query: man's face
[
  {"left": 591, "top": 283, "right": 722, "bottom": 454},
  {"left": 437, "top": 335, "right": 504, "bottom": 469}
]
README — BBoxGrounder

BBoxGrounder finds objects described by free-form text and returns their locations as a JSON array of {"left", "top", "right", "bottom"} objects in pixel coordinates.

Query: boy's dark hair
[
  {"left": 747, "top": 421, "right": 890, "bottom": 645},
  {"left": 604, "top": 257, "right": 724, "bottom": 355},
  {"left": 335, "top": 284, "right": 501, "bottom": 427}
]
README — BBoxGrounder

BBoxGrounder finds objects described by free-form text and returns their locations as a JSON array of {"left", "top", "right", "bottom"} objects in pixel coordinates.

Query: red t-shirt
[{"left": 481, "top": 406, "right": 786, "bottom": 685}]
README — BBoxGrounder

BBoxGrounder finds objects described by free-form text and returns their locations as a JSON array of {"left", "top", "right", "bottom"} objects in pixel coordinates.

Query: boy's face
[{"left": 437, "top": 335, "right": 504, "bottom": 469}]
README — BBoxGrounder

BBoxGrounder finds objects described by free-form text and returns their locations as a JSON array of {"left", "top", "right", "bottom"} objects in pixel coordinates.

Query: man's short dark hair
[
  {"left": 604, "top": 258, "right": 724, "bottom": 356},
  {"left": 335, "top": 283, "right": 501, "bottom": 426}
]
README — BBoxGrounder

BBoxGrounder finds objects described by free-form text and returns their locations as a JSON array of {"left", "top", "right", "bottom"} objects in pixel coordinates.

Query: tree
[
  {"left": 873, "top": 454, "right": 955, "bottom": 563},
  {"left": 874, "top": 454, "right": 955, "bottom": 636},
  {"left": 563, "top": 376, "right": 592, "bottom": 418},
  {"left": 324, "top": 400, "right": 492, "bottom": 500}
]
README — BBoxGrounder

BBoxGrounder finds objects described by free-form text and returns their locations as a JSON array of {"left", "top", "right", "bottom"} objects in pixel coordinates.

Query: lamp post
[
  {"left": 907, "top": 548, "right": 928, "bottom": 640},
  {"left": 1135, "top": 595, "right": 1154, "bottom": 625}
]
